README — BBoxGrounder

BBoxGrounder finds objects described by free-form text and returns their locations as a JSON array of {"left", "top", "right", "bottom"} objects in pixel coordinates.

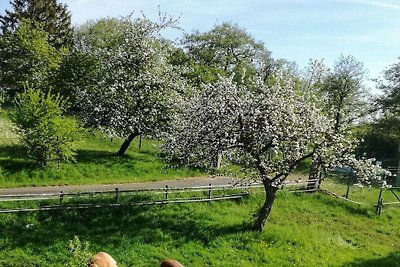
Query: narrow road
[{"left": 0, "top": 176, "right": 242, "bottom": 196}]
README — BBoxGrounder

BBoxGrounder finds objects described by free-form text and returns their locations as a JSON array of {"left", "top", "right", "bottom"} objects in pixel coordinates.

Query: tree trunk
[
  {"left": 307, "top": 159, "right": 320, "bottom": 190},
  {"left": 117, "top": 132, "right": 139, "bottom": 156},
  {"left": 252, "top": 181, "right": 279, "bottom": 231}
]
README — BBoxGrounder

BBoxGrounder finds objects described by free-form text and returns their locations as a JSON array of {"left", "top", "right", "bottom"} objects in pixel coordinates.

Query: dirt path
[
  {"left": 0, "top": 176, "right": 241, "bottom": 196},
  {"left": 0, "top": 173, "right": 308, "bottom": 196}
]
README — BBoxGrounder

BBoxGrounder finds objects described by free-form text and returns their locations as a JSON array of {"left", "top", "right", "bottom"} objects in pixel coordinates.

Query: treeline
[{"left": 0, "top": 1, "right": 397, "bottom": 168}]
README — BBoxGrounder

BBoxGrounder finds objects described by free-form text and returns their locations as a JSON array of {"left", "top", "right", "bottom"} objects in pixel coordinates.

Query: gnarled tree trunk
[
  {"left": 253, "top": 180, "right": 279, "bottom": 231},
  {"left": 117, "top": 131, "right": 140, "bottom": 156}
]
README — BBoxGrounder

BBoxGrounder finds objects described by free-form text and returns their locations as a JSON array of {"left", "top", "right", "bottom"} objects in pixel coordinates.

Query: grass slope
[
  {"left": 0, "top": 113, "right": 203, "bottom": 188},
  {"left": 0, "top": 191, "right": 399, "bottom": 266}
]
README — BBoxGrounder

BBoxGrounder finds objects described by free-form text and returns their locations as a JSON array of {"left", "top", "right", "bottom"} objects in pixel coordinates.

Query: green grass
[
  {"left": 0, "top": 191, "right": 399, "bottom": 266},
  {"left": 321, "top": 176, "right": 400, "bottom": 205},
  {"left": 0, "top": 113, "right": 204, "bottom": 188}
]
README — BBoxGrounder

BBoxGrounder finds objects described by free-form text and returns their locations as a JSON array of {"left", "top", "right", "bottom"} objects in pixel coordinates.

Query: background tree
[
  {"left": 355, "top": 122, "right": 398, "bottom": 166},
  {"left": 302, "top": 55, "right": 370, "bottom": 187},
  {"left": 0, "top": 0, "right": 73, "bottom": 48},
  {"left": 321, "top": 55, "right": 368, "bottom": 130},
  {"left": 11, "top": 86, "right": 81, "bottom": 167},
  {"left": 74, "top": 16, "right": 185, "bottom": 155},
  {"left": 52, "top": 51, "right": 100, "bottom": 111},
  {"left": 51, "top": 18, "right": 124, "bottom": 111},
  {"left": 181, "top": 22, "right": 273, "bottom": 85},
  {"left": 377, "top": 58, "right": 400, "bottom": 114},
  {"left": 0, "top": 19, "right": 63, "bottom": 100},
  {"left": 356, "top": 58, "right": 400, "bottom": 168}
]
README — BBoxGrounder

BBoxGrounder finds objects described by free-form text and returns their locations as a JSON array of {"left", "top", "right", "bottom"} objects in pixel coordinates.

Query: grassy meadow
[
  {"left": 0, "top": 112, "right": 203, "bottom": 188},
  {"left": 0, "top": 191, "right": 399, "bottom": 266}
]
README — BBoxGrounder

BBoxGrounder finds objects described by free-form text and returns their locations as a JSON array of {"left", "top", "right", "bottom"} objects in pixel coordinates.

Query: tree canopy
[
  {"left": 361, "top": 57, "right": 400, "bottom": 165},
  {"left": 0, "top": 0, "right": 73, "bottom": 48},
  {"left": 181, "top": 22, "right": 273, "bottom": 85},
  {"left": 0, "top": 19, "right": 63, "bottom": 100}
]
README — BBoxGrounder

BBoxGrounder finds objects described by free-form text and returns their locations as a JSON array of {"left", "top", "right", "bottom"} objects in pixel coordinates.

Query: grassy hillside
[
  {"left": 0, "top": 112, "right": 203, "bottom": 188},
  {"left": 0, "top": 191, "right": 399, "bottom": 266}
]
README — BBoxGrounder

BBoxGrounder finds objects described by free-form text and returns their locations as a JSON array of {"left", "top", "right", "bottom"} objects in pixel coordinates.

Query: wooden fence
[
  {"left": 0, "top": 179, "right": 319, "bottom": 214},
  {"left": 375, "top": 186, "right": 400, "bottom": 215}
]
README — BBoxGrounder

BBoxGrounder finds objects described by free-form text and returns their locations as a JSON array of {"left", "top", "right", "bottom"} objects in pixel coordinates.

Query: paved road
[{"left": 0, "top": 176, "right": 242, "bottom": 196}]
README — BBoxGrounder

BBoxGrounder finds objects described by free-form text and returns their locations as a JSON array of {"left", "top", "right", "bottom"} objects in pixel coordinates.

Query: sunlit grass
[
  {"left": 0, "top": 113, "right": 204, "bottom": 188},
  {"left": 0, "top": 192, "right": 399, "bottom": 266}
]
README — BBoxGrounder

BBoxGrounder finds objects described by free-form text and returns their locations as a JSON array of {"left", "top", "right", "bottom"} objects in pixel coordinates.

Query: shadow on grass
[
  {"left": 0, "top": 147, "right": 154, "bottom": 175},
  {"left": 0, "top": 144, "right": 27, "bottom": 160},
  {"left": 0, "top": 144, "right": 35, "bottom": 174},
  {"left": 342, "top": 252, "right": 400, "bottom": 267},
  {"left": 75, "top": 149, "right": 156, "bottom": 164},
  {"left": 0, "top": 202, "right": 252, "bottom": 252}
]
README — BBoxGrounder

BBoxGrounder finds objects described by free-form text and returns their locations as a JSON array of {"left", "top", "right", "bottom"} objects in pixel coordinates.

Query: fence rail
[
  {"left": 375, "top": 186, "right": 400, "bottom": 214},
  {"left": 0, "top": 179, "right": 319, "bottom": 213},
  {"left": 4, "top": 176, "right": 399, "bottom": 215}
]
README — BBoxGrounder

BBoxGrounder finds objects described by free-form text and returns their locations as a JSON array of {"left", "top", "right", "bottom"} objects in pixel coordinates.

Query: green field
[
  {"left": 0, "top": 191, "right": 399, "bottom": 266},
  {"left": 0, "top": 112, "right": 204, "bottom": 188}
]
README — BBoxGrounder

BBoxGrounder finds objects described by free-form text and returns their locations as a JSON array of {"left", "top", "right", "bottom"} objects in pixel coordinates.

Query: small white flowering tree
[
  {"left": 75, "top": 15, "right": 185, "bottom": 155},
  {"left": 162, "top": 75, "right": 383, "bottom": 231}
]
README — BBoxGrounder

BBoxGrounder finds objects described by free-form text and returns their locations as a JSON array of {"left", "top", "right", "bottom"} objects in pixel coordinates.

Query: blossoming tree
[
  {"left": 162, "top": 75, "right": 383, "bottom": 231},
  {"left": 75, "top": 15, "right": 185, "bottom": 155}
]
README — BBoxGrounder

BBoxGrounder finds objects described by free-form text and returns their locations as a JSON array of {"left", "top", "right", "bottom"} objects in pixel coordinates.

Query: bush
[
  {"left": 11, "top": 87, "right": 81, "bottom": 167},
  {"left": 67, "top": 236, "right": 92, "bottom": 267}
]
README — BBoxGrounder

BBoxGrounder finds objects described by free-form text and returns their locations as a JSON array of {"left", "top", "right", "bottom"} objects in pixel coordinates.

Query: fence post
[
  {"left": 165, "top": 185, "right": 169, "bottom": 201},
  {"left": 115, "top": 188, "right": 119, "bottom": 203},
  {"left": 317, "top": 171, "right": 322, "bottom": 190},
  {"left": 345, "top": 174, "right": 352, "bottom": 199},
  {"left": 377, "top": 198, "right": 383, "bottom": 215},
  {"left": 376, "top": 187, "right": 383, "bottom": 214},
  {"left": 59, "top": 191, "right": 64, "bottom": 206},
  {"left": 208, "top": 183, "right": 212, "bottom": 199}
]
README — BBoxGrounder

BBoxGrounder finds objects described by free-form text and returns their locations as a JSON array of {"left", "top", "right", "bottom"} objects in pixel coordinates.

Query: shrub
[
  {"left": 66, "top": 236, "right": 92, "bottom": 267},
  {"left": 11, "top": 86, "right": 81, "bottom": 167}
]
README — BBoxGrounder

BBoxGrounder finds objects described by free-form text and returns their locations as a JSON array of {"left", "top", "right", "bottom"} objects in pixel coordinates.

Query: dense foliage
[
  {"left": 181, "top": 22, "right": 273, "bottom": 85},
  {"left": 11, "top": 87, "right": 81, "bottom": 167},
  {"left": 0, "top": 0, "right": 73, "bottom": 48},
  {"left": 0, "top": 19, "right": 63, "bottom": 100}
]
